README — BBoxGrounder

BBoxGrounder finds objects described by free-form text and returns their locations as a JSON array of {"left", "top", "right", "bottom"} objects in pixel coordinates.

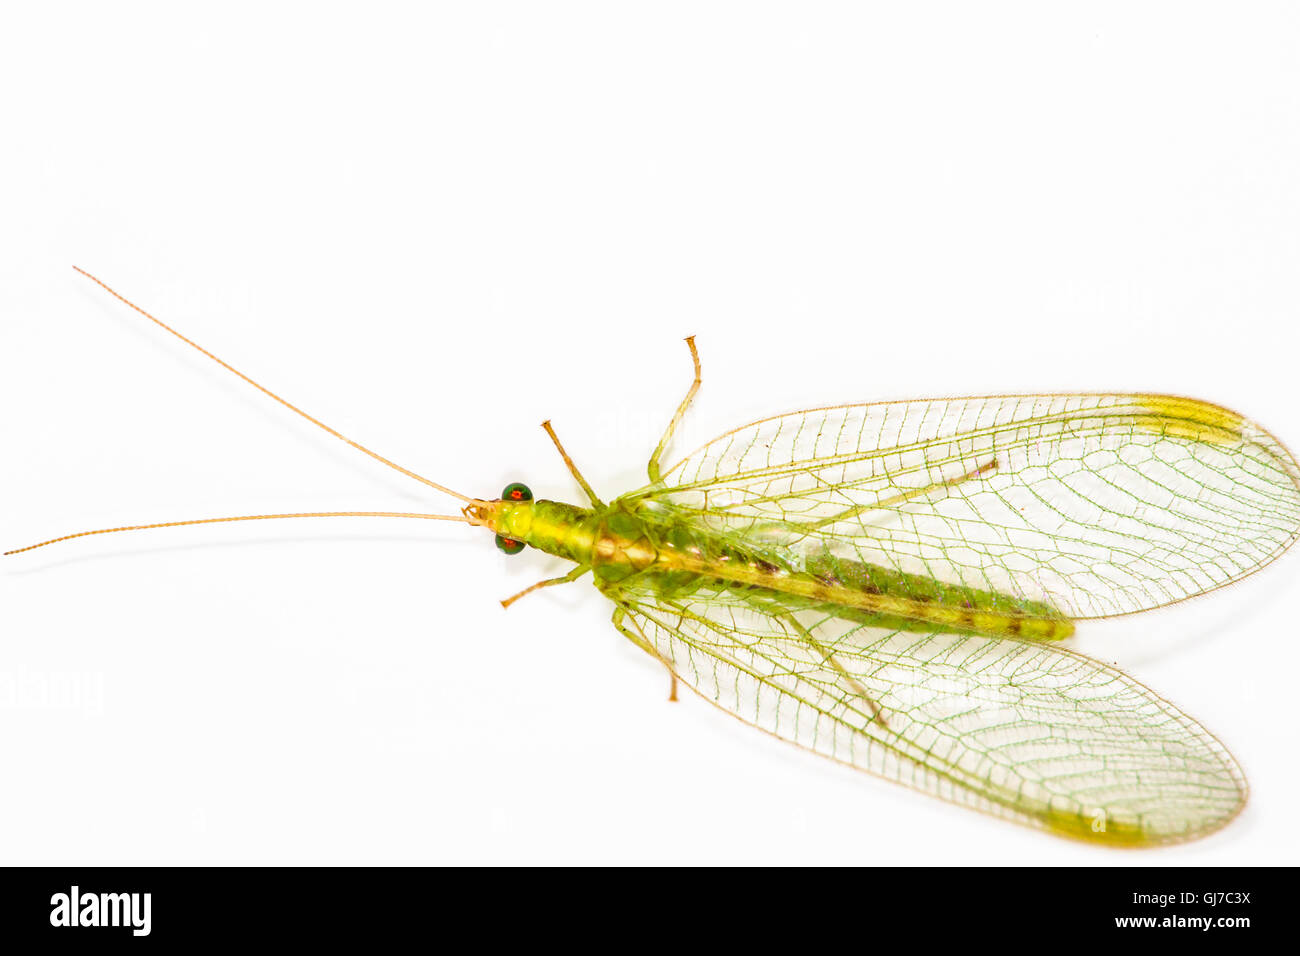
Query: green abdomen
[{"left": 513, "top": 500, "right": 1071, "bottom": 641}]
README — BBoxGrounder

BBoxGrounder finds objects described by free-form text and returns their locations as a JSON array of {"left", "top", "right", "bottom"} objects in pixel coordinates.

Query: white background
[{"left": 2, "top": 3, "right": 1298, "bottom": 865}]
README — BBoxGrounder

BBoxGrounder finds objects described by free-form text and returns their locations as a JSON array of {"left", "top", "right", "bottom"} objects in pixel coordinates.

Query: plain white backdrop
[{"left": 2, "top": 3, "right": 1299, "bottom": 865}]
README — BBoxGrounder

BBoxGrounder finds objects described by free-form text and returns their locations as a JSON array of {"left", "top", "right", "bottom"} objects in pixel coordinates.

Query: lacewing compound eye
[
  {"left": 502, "top": 482, "right": 532, "bottom": 502},
  {"left": 495, "top": 485, "right": 532, "bottom": 554},
  {"left": 495, "top": 535, "right": 525, "bottom": 555}
]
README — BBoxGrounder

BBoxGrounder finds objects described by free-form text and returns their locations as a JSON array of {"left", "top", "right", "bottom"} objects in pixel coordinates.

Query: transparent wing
[
  {"left": 609, "top": 586, "right": 1246, "bottom": 845},
  {"left": 635, "top": 394, "right": 1300, "bottom": 618}
]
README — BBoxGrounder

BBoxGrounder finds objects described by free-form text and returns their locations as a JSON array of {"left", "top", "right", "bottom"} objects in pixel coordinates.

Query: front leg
[{"left": 500, "top": 564, "right": 590, "bottom": 609}]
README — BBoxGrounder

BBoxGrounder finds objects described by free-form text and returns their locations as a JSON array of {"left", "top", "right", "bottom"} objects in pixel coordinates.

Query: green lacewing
[{"left": 10, "top": 267, "right": 1300, "bottom": 846}]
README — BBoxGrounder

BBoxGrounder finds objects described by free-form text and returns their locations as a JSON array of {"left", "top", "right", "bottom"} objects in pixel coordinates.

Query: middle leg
[{"left": 647, "top": 336, "right": 702, "bottom": 484}]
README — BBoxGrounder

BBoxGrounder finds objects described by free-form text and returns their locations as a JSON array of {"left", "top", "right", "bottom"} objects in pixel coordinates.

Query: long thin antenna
[
  {"left": 5, "top": 511, "right": 471, "bottom": 556},
  {"left": 71, "top": 266, "right": 471, "bottom": 502}
]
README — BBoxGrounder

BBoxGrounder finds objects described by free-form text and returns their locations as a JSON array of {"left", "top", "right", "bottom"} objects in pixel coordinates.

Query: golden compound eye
[
  {"left": 501, "top": 482, "right": 532, "bottom": 502},
  {"left": 495, "top": 535, "right": 525, "bottom": 555}
]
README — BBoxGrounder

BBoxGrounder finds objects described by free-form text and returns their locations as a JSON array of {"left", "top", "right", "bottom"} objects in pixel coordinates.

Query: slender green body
[{"left": 494, "top": 498, "right": 1072, "bottom": 641}]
